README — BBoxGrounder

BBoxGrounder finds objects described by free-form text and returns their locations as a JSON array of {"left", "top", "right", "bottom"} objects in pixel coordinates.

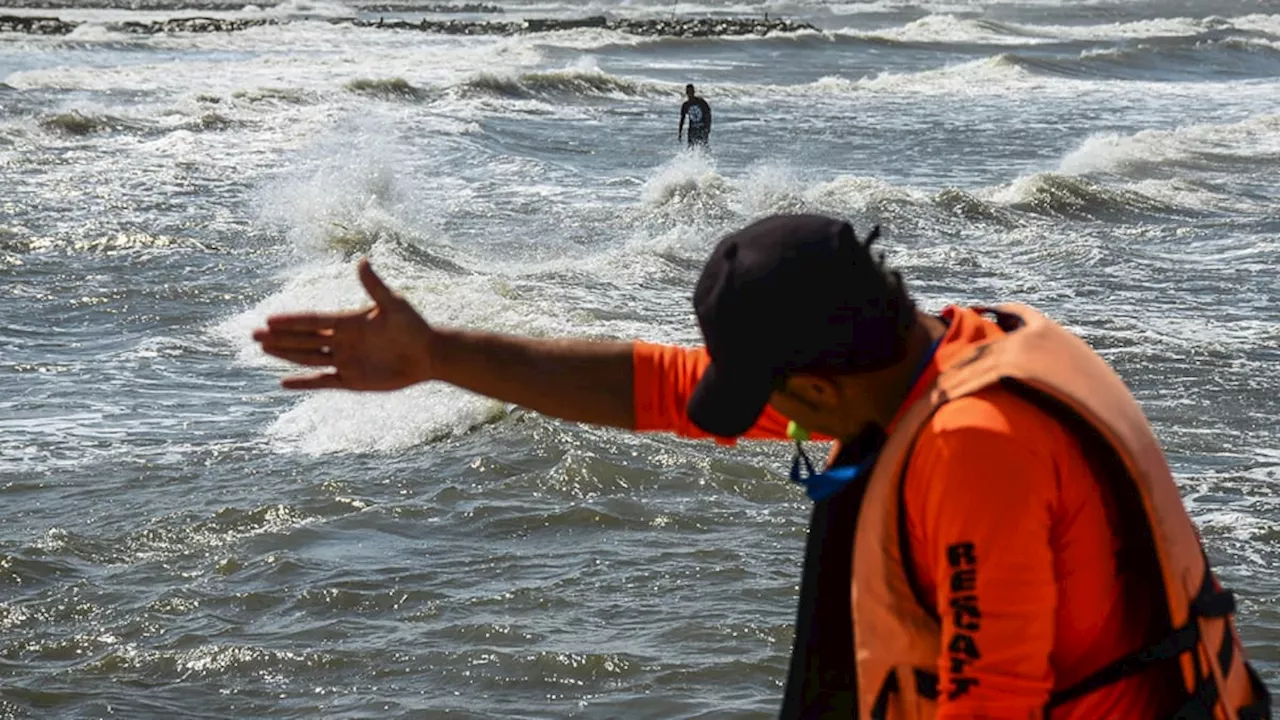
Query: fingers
[
  {"left": 358, "top": 257, "right": 399, "bottom": 308},
  {"left": 257, "top": 259, "right": 389, "bottom": 336},
  {"left": 281, "top": 372, "right": 346, "bottom": 390},
  {"left": 264, "top": 313, "right": 341, "bottom": 332},
  {"left": 260, "top": 346, "right": 333, "bottom": 367},
  {"left": 253, "top": 329, "right": 333, "bottom": 351}
]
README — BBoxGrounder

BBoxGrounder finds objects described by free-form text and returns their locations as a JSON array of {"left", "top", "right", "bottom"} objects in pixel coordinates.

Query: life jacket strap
[
  {"left": 874, "top": 567, "right": 1274, "bottom": 719},
  {"left": 1037, "top": 566, "right": 1271, "bottom": 720}
]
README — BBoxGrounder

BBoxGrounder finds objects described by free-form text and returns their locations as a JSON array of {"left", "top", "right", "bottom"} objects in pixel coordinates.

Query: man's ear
[{"left": 780, "top": 373, "right": 841, "bottom": 412}]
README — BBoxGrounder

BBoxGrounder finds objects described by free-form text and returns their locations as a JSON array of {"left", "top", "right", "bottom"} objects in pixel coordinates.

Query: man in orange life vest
[{"left": 252, "top": 214, "right": 1271, "bottom": 719}]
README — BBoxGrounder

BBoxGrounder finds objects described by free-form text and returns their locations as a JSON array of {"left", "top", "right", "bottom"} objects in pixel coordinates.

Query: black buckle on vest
[{"left": 1192, "top": 586, "right": 1235, "bottom": 618}]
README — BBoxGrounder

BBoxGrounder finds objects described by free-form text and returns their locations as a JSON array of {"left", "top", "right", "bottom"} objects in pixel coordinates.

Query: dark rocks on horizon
[
  {"left": 109, "top": 16, "right": 279, "bottom": 33},
  {"left": 348, "top": 15, "right": 817, "bottom": 37},
  {"left": 0, "top": 15, "right": 79, "bottom": 34},
  {"left": 355, "top": 3, "right": 504, "bottom": 13},
  {"left": 0, "top": 13, "right": 816, "bottom": 37},
  {"left": 0, "top": 14, "right": 280, "bottom": 33},
  {"left": 609, "top": 16, "right": 815, "bottom": 37}
]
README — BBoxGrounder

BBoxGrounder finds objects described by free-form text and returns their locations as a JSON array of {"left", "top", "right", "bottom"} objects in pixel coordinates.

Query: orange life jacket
[{"left": 845, "top": 304, "right": 1270, "bottom": 719}]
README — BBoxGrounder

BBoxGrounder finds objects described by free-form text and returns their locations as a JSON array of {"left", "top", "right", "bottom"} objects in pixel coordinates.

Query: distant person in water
[{"left": 678, "top": 84, "right": 711, "bottom": 148}]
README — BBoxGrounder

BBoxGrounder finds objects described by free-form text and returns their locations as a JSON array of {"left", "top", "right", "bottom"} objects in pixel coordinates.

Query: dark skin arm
[{"left": 252, "top": 259, "right": 636, "bottom": 429}]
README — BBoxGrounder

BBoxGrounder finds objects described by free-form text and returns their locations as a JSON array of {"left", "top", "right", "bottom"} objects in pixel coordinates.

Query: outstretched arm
[
  {"left": 433, "top": 328, "right": 633, "bottom": 428},
  {"left": 253, "top": 259, "right": 634, "bottom": 428},
  {"left": 253, "top": 259, "right": 798, "bottom": 439}
]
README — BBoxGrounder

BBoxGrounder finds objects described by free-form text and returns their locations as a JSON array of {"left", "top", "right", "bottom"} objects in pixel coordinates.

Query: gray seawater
[{"left": 2, "top": 0, "right": 1279, "bottom": 716}]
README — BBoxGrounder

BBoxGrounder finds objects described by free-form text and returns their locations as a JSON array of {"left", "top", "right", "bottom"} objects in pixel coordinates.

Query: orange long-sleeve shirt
[{"left": 632, "top": 306, "right": 1171, "bottom": 718}]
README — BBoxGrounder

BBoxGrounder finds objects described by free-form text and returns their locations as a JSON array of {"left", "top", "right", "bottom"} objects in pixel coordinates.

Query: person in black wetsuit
[{"left": 678, "top": 84, "right": 712, "bottom": 148}]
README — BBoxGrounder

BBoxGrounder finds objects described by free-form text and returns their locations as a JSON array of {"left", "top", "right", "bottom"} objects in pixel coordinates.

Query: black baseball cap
[{"left": 686, "top": 214, "right": 916, "bottom": 438}]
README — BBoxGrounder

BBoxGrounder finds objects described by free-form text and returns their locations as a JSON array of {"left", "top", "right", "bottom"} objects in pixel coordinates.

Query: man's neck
[{"left": 871, "top": 311, "right": 947, "bottom": 425}]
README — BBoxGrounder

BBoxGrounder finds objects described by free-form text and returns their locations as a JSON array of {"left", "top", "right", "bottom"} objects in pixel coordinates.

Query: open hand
[{"left": 252, "top": 258, "right": 435, "bottom": 391}]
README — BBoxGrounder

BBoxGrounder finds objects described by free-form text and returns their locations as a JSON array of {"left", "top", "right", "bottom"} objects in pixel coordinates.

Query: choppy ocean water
[{"left": 3, "top": 0, "right": 1279, "bottom": 716}]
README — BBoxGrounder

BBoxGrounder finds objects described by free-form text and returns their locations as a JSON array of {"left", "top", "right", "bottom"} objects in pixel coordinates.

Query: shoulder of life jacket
[{"left": 848, "top": 303, "right": 1273, "bottom": 720}]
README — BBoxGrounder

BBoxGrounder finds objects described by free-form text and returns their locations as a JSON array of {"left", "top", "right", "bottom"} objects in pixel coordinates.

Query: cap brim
[{"left": 686, "top": 361, "right": 776, "bottom": 439}]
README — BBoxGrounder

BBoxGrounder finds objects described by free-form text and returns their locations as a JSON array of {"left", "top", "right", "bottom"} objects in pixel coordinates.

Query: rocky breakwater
[
  {"left": 0, "top": 15, "right": 80, "bottom": 34},
  {"left": 1, "top": 14, "right": 815, "bottom": 37},
  {"left": 349, "top": 15, "right": 817, "bottom": 37},
  {"left": 109, "top": 16, "right": 279, "bottom": 33},
  {"left": 0, "top": 14, "right": 278, "bottom": 33},
  {"left": 355, "top": 3, "right": 504, "bottom": 12},
  {"left": 606, "top": 16, "right": 815, "bottom": 37}
]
